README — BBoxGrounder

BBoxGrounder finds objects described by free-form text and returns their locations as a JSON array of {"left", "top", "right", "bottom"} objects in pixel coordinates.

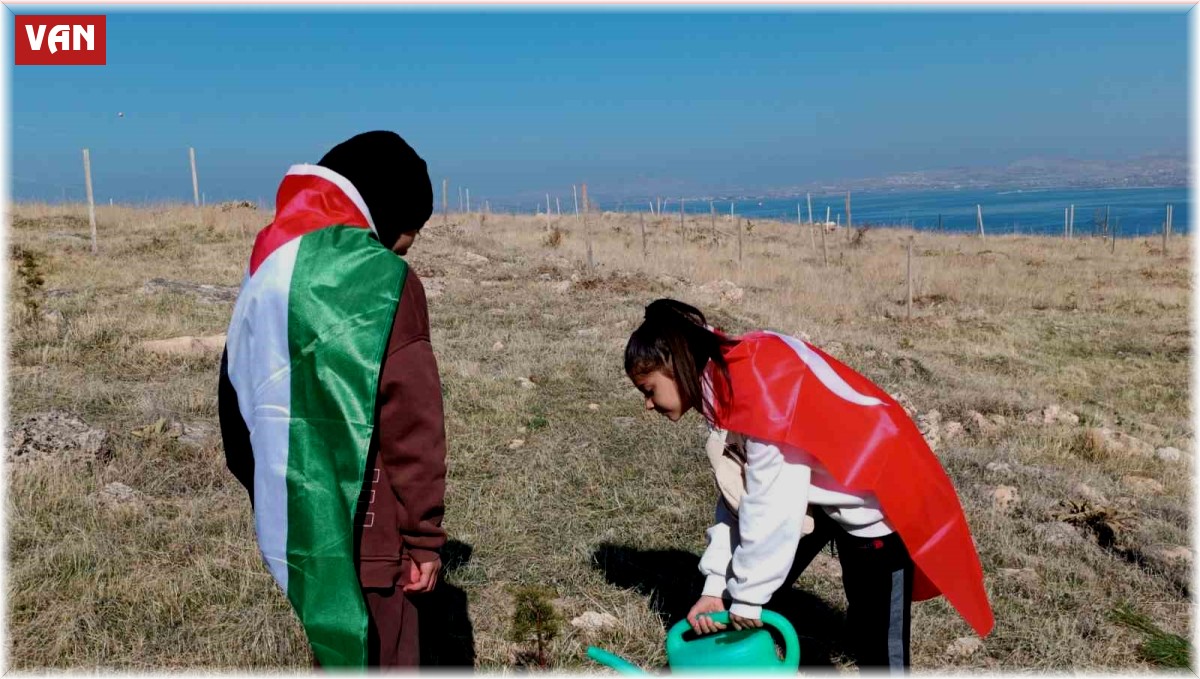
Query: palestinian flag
[
  {"left": 225, "top": 165, "right": 408, "bottom": 667},
  {"left": 712, "top": 330, "right": 994, "bottom": 637}
]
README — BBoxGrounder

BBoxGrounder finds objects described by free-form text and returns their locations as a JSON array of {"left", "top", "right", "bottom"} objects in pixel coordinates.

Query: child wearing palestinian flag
[
  {"left": 218, "top": 131, "right": 447, "bottom": 668},
  {"left": 624, "top": 299, "right": 993, "bottom": 671}
]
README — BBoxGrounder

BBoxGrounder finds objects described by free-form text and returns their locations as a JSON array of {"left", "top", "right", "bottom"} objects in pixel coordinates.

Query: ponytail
[{"left": 624, "top": 299, "right": 737, "bottom": 421}]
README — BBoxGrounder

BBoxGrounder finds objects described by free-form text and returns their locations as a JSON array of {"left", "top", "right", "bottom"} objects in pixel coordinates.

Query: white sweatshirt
[{"left": 698, "top": 435, "right": 894, "bottom": 620}]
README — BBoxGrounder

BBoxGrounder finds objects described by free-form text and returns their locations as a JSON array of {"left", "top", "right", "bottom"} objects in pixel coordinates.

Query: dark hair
[{"left": 624, "top": 299, "right": 738, "bottom": 421}]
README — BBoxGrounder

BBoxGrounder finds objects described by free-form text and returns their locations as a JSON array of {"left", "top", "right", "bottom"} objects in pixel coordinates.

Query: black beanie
[{"left": 316, "top": 130, "right": 434, "bottom": 249}]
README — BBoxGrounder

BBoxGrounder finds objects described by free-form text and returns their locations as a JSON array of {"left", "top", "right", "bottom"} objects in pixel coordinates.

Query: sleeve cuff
[
  {"left": 729, "top": 601, "right": 762, "bottom": 620},
  {"left": 702, "top": 574, "right": 729, "bottom": 598},
  {"left": 406, "top": 547, "right": 441, "bottom": 564}
]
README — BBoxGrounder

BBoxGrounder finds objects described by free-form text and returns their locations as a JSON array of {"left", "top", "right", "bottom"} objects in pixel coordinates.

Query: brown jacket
[
  {"left": 357, "top": 268, "right": 447, "bottom": 586},
  {"left": 219, "top": 266, "right": 447, "bottom": 589}
]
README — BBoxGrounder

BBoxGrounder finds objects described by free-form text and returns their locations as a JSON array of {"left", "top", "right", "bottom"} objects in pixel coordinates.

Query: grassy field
[{"left": 6, "top": 202, "right": 1193, "bottom": 671}]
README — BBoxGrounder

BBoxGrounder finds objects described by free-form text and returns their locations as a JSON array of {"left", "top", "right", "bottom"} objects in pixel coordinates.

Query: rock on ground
[
  {"left": 1036, "top": 521, "right": 1082, "bottom": 548},
  {"left": 8, "top": 411, "right": 111, "bottom": 464},
  {"left": 97, "top": 481, "right": 143, "bottom": 511},
  {"left": 1154, "top": 546, "right": 1192, "bottom": 566},
  {"left": 453, "top": 252, "right": 490, "bottom": 267},
  {"left": 946, "top": 637, "right": 983, "bottom": 658},
  {"left": 943, "top": 421, "right": 965, "bottom": 441},
  {"left": 423, "top": 277, "right": 447, "bottom": 299},
  {"left": 1155, "top": 447, "right": 1187, "bottom": 464},
  {"left": 139, "top": 334, "right": 226, "bottom": 356},
  {"left": 1120, "top": 475, "right": 1165, "bottom": 495},
  {"left": 696, "top": 279, "right": 745, "bottom": 303},
  {"left": 612, "top": 417, "right": 636, "bottom": 430},
  {"left": 1071, "top": 482, "right": 1108, "bottom": 505},
  {"left": 917, "top": 410, "right": 942, "bottom": 450},
  {"left": 998, "top": 568, "right": 1038, "bottom": 587},
  {"left": 966, "top": 411, "right": 997, "bottom": 436},
  {"left": 1080, "top": 428, "right": 1154, "bottom": 459},
  {"left": 178, "top": 421, "right": 218, "bottom": 448},
  {"left": 991, "top": 485, "right": 1019, "bottom": 512},
  {"left": 891, "top": 392, "right": 918, "bottom": 417},
  {"left": 570, "top": 611, "right": 620, "bottom": 633},
  {"left": 1024, "top": 404, "right": 1080, "bottom": 426},
  {"left": 142, "top": 278, "right": 238, "bottom": 304}
]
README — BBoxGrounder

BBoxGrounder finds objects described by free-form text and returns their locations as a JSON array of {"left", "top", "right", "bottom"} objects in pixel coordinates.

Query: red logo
[{"left": 15, "top": 15, "right": 106, "bottom": 65}]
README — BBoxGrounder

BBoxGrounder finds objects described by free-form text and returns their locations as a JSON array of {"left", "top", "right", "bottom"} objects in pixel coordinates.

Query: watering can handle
[{"left": 667, "top": 610, "right": 801, "bottom": 668}]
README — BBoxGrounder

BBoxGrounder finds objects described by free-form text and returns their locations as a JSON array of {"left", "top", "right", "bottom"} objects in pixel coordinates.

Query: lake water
[{"left": 606, "top": 186, "right": 1188, "bottom": 237}]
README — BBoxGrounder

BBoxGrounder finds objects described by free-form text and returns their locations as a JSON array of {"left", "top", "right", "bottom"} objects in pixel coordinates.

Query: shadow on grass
[
  {"left": 589, "top": 543, "right": 846, "bottom": 667},
  {"left": 416, "top": 539, "right": 477, "bottom": 667}
]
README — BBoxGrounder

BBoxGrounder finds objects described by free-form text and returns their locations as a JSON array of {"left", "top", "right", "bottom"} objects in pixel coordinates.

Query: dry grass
[{"left": 6, "top": 202, "right": 1192, "bottom": 671}]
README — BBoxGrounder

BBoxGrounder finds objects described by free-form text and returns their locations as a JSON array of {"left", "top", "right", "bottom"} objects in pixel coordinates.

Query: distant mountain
[{"left": 749, "top": 154, "right": 1187, "bottom": 199}]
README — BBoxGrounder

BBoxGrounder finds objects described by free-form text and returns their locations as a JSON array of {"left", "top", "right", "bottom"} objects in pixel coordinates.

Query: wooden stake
[
  {"left": 579, "top": 183, "right": 592, "bottom": 267},
  {"left": 546, "top": 193, "right": 552, "bottom": 228},
  {"left": 189, "top": 147, "right": 200, "bottom": 208},
  {"left": 820, "top": 219, "right": 829, "bottom": 266},
  {"left": 737, "top": 217, "right": 744, "bottom": 264},
  {"left": 976, "top": 204, "right": 985, "bottom": 237},
  {"left": 679, "top": 198, "right": 685, "bottom": 244},
  {"left": 906, "top": 237, "right": 914, "bottom": 320},
  {"left": 466, "top": 188, "right": 470, "bottom": 213},
  {"left": 640, "top": 211, "right": 647, "bottom": 259},
  {"left": 1064, "top": 207, "right": 1069, "bottom": 239},
  {"left": 825, "top": 205, "right": 831, "bottom": 225},
  {"left": 1163, "top": 216, "right": 1169, "bottom": 257},
  {"left": 458, "top": 186, "right": 463, "bottom": 212},
  {"left": 83, "top": 148, "right": 97, "bottom": 254},
  {"left": 730, "top": 201, "right": 734, "bottom": 218},
  {"left": 710, "top": 200, "right": 716, "bottom": 243},
  {"left": 807, "top": 193, "right": 813, "bottom": 224},
  {"left": 586, "top": 223, "right": 594, "bottom": 270},
  {"left": 442, "top": 179, "right": 448, "bottom": 224},
  {"left": 556, "top": 197, "right": 561, "bottom": 216},
  {"left": 573, "top": 184, "right": 579, "bottom": 215},
  {"left": 809, "top": 221, "right": 815, "bottom": 250},
  {"left": 1069, "top": 204, "right": 1075, "bottom": 238},
  {"left": 845, "top": 191, "right": 852, "bottom": 240}
]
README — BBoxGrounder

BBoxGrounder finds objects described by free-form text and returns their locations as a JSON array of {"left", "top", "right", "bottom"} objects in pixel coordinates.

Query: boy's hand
[
  {"left": 729, "top": 613, "right": 764, "bottom": 630},
  {"left": 403, "top": 557, "right": 441, "bottom": 594},
  {"left": 686, "top": 596, "right": 728, "bottom": 635}
]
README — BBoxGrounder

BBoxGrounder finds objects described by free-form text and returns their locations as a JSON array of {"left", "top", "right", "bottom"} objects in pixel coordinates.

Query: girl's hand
[
  {"left": 729, "top": 613, "right": 764, "bottom": 630},
  {"left": 686, "top": 596, "right": 728, "bottom": 635}
]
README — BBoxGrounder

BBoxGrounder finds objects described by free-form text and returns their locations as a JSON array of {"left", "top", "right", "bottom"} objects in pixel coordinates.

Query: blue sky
[{"left": 9, "top": 9, "right": 1189, "bottom": 206}]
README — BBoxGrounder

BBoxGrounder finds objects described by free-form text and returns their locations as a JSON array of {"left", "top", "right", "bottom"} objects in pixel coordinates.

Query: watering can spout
[{"left": 587, "top": 646, "right": 651, "bottom": 675}]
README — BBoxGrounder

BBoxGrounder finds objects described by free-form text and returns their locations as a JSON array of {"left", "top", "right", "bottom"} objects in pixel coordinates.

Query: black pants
[{"left": 778, "top": 509, "right": 914, "bottom": 673}]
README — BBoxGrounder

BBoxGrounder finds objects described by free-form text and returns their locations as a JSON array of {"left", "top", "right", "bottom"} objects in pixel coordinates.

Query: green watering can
[{"left": 587, "top": 610, "right": 800, "bottom": 674}]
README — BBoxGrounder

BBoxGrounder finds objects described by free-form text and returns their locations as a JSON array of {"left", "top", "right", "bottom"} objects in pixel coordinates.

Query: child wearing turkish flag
[{"left": 623, "top": 299, "right": 992, "bottom": 672}]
